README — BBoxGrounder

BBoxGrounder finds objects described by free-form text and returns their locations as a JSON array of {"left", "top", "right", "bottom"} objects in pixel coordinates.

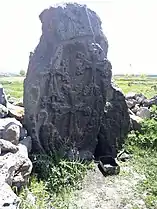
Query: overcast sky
[{"left": 0, "top": 0, "right": 157, "bottom": 74}]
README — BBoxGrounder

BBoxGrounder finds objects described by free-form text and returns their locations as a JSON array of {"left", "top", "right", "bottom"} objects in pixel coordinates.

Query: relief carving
[{"left": 24, "top": 3, "right": 130, "bottom": 160}]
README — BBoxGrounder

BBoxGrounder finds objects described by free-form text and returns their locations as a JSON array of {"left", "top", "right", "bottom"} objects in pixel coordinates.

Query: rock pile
[
  {"left": 24, "top": 3, "right": 130, "bottom": 160},
  {"left": 126, "top": 92, "right": 157, "bottom": 130},
  {"left": 0, "top": 85, "right": 32, "bottom": 208}
]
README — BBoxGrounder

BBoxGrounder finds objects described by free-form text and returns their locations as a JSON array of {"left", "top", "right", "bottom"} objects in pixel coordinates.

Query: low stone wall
[{"left": 0, "top": 85, "right": 32, "bottom": 208}]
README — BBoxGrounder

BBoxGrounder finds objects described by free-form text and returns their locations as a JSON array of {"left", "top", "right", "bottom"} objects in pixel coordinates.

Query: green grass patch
[
  {"left": 113, "top": 76, "right": 157, "bottom": 98},
  {"left": 0, "top": 77, "right": 24, "bottom": 98},
  {"left": 125, "top": 115, "right": 157, "bottom": 208}
]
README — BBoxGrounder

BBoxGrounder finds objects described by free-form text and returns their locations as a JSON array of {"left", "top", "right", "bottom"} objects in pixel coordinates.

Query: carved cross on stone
[
  {"left": 59, "top": 91, "right": 88, "bottom": 141},
  {"left": 76, "top": 52, "right": 107, "bottom": 81}
]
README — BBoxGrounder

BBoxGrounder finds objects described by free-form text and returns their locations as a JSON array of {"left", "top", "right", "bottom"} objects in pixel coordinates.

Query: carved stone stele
[{"left": 24, "top": 3, "right": 129, "bottom": 160}]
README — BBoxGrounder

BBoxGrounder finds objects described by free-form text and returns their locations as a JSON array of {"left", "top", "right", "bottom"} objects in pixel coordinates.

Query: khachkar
[{"left": 24, "top": 3, "right": 129, "bottom": 160}]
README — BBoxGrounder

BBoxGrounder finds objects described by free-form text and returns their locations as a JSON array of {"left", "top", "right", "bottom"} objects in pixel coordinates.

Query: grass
[
  {"left": 125, "top": 148, "right": 157, "bottom": 209},
  {"left": 19, "top": 154, "right": 94, "bottom": 209},
  {"left": 125, "top": 113, "right": 157, "bottom": 208},
  {"left": 0, "top": 76, "right": 24, "bottom": 98},
  {"left": 114, "top": 75, "right": 157, "bottom": 98}
]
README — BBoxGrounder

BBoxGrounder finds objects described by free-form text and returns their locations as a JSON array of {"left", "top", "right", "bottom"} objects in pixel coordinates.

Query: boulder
[
  {"left": 0, "top": 118, "right": 22, "bottom": 145},
  {"left": 7, "top": 102, "right": 24, "bottom": 122},
  {"left": 19, "top": 136, "right": 32, "bottom": 153},
  {"left": 0, "top": 149, "right": 32, "bottom": 186},
  {"left": 0, "top": 84, "right": 7, "bottom": 106},
  {"left": 126, "top": 99, "right": 137, "bottom": 109},
  {"left": 131, "top": 104, "right": 140, "bottom": 114},
  {"left": 130, "top": 115, "right": 143, "bottom": 131},
  {"left": 136, "top": 94, "right": 146, "bottom": 105},
  {"left": 7, "top": 96, "right": 17, "bottom": 104},
  {"left": 95, "top": 86, "right": 130, "bottom": 158},
  {"left": 0, "top": 139, "right": 18, "bottom": 154},
  {"left": 13, "top": 98, "right": 24, "bottom": 107},
  {"left": 143, "top": 96, "right": 157, "bottom": 107},
  {"left": 24, "top": 3, "right": 129, "bottom": 159},
  {"left": 136, "top": 107, "right": 151, "bottom": 119},
  {"left": 125, "top": 92, "right": 137, "bottom": 100},
  {"left": 0, "top": 182, "right": 20, "bottom": 209},
  {"left": 0, "top": 139, "right": 32, "bottom": 208},
  {"left": 3, "top": 123, "right": 20, "bottom": 145},
  {"left": 0, "top": 104, "right": 8, "bottom": 118}
]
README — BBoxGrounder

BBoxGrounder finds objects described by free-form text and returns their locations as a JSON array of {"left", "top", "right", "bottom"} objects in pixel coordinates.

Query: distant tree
[
  {"left": 19, "top": 70, "right": 26, "bottom": 76},
  {"left": 140, "top": 73, "right": 147, "bottom": 80}
]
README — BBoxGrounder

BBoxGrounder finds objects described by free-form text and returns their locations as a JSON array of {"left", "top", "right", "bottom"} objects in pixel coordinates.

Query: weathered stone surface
[
  {"left": 0, "top": 140, "right": 32, "bottom": 208},
  {"left": 136, "top": 107, "right": 150, "bottom": 119},
  {"left": 0, "top": 118, "right": 22, "bottom": 145},
  {"left": 98, "top": 156, "right": 120, "bottom": 176},
  {"left": 20, "top": 127, "right": 28, "bottom": 140},
  {"left": 131, "top": 104, "right": 140, "bottom": 114},
  {"left": 0, "top": 104, "right": 8, "bottom": 118},
  {"left": 136, "top": 94, "right": 146, "bottom": 105},
  {"left": 13, "top": 98, "right": 24, "bottom": 107},
  {"left": 0, "top": 150, "right": 32, "bottom": 186},
  {"left": 7, "top": 102, "right": 24, "bottom": 122},
  {"left": 19, "top": 136, "right": 32, "bottom": 153},
  {"left": 0, "top": 84, "right": 7, "bottom": 107},
  {"left": 0, "top": 139, "right": 18, "bottom": 154},
  {"left": 7, "top": 96, "right": 17, "bottom": 104},
  {"left": 125, "top": 92, "right": 137, "bottom": 100},
  {"left": 130, "top": 115, "right": 143, "bottom": 131},
  {"left": 0, "top": 117, "right": 22, "bottom": 128},
  {"left": 0, "top": 90, "right": 32, "bottom": 208},
  {"left": 3, "top": 123, "right": 20, "bottom": 145},
  {"left": 118, "top": 152, "right": 131, "bottom": 162},
  {"left": 95, "top": 85, "right": 130, "bottom": 158},
  {"left": 126, "top": 99, "right": 136, "bottom": 109},
  {"left": 0, "top": 182, "right": 20, "bottom": 209},
  {"left": 24, "top": 3, "right": 129, "bottom": 159},
  {"left": 143, "top": 96, "right": 157, "bottom": 107}
]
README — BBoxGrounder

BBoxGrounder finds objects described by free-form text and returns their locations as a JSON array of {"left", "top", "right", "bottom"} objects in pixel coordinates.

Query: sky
[{"left": 0, "top": 0, "right": 157, "bottom": 74}]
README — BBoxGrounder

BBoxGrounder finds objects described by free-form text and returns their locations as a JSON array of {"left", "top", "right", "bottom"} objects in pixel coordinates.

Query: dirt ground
[{"left": 68, "top": 161, "right": 147, "bottom": 209}]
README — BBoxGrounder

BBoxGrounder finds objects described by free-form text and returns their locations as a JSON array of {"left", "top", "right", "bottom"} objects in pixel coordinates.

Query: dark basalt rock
[
  {"left": 98, "top": 156, "right": 120, "bottom": 177},
  {"left": 0, "top": 84, "right": 7, "bottom": 107},
  {"left": 24, "top": 3, "right": 130, "bottom": 160},
  {"left": 94, "top": 85, "right": 130, "bottom": 159}
]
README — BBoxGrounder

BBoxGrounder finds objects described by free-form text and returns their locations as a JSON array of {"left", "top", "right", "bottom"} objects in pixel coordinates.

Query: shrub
[
  {"left": 19, "top": 152, "right": 94, "bottom": 208},
  {"left": 150, "top": 105, "right": 157, "bottom": 121},
  {"left": 19, "top": 70, "right": 26, "bottom": 76},
  {"left": 31, "top": 153, "right": 93, "bottom": 195},
  {"left": 126, "top": 118, "right": 157, "bottom": 151},
  {"left": 19, "top": 176, "right": 54, "bottom": 209}
]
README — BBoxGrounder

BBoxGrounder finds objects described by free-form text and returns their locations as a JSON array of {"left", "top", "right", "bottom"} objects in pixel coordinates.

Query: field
[
  {"left": 0, "top": 76, "right": 24, "bottom": 98},
  {"left": 1, "top": 75, "right": 157, "bottom": 209},
  {"left": 114, "top": 75, "right": 157, "bottom": 98}
]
